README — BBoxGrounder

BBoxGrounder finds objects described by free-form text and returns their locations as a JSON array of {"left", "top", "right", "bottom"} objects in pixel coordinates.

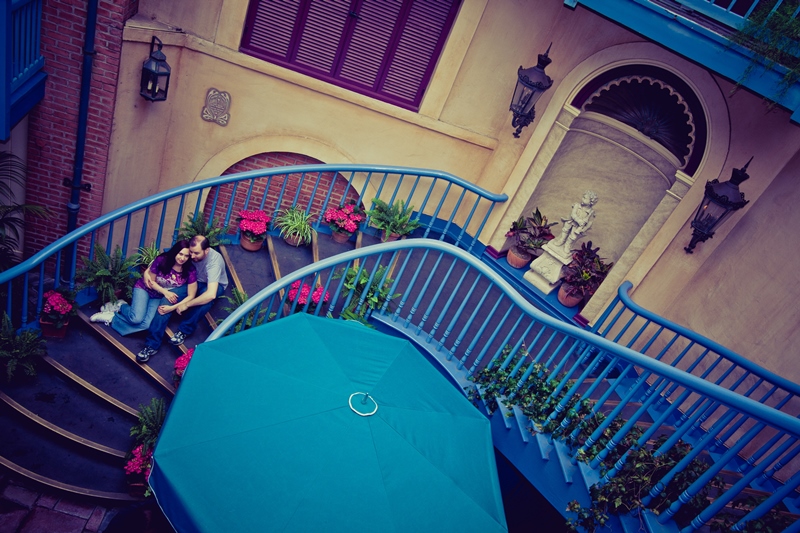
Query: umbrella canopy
[{"left": 150, "top": 314, "right": 507, "bottom": 532}]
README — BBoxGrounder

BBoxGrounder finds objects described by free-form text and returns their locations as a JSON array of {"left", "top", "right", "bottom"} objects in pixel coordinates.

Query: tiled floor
[{"left": 0, "top": 471, "right": 172, "bottom": 533}]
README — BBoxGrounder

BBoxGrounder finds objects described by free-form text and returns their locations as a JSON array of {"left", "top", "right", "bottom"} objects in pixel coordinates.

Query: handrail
[
  {"left": 211, "top": 240, "right": 800, "bottom": 436},
  {"left": 0, "top": 164, "right": 507, "bottom": 324},
  {"left": 609, "top": 280, "right": 800, "bottom": 398},
  {"left": 589, "top": 279, "right": 800, "bottom": 441},
  {"left": 209, "top": 239, "right": 800, "bottom": 529}
]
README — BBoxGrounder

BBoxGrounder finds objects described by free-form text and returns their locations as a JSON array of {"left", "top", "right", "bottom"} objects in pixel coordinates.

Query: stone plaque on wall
[{"left": 201, "top": 88, "right": 231, "bottom": 126}]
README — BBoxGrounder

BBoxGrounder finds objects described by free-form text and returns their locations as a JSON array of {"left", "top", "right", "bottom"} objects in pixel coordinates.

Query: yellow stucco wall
[{"left": 106, "top": 0, "right": 800, "bottom": 372}]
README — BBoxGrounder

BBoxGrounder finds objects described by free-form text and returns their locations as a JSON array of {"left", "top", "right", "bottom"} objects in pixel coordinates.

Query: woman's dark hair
[{"left": 155, "top": 239, "right": 192, "bottom": 276}]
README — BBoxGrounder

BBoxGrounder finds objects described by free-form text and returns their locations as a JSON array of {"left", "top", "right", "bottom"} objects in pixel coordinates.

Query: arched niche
[{"left": 514, "top": 61, "right": 722, "bottom": 319}]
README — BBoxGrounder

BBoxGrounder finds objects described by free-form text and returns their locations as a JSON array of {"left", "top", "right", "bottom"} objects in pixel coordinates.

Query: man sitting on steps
[{"left": 136, "top": 235, "right": 228, "bottom": 363}]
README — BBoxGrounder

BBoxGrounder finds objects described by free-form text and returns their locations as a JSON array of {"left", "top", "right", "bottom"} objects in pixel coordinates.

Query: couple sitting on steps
[{"left": 91, "top": 235, "right": 228, "bottom": 363}]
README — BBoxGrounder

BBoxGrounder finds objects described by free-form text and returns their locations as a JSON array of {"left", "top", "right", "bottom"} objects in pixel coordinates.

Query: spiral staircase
[{"left": 2, "top": 164, "right": 800, "bottom": 533}]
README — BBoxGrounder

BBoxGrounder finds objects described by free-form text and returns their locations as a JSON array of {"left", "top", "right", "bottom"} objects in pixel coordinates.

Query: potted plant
[
  {"left": 77, "top": 244, "right": 141, "bottom": 305},
  {"left": 323, "top": 201, "right": 365, "bottom": 243},
  {"left": 173, "top": 347, "right": 195, "bottom": 388},
  {"left": 38, "top": 288, "right": 77, "bottom": 338},
  {"left": 133, "top": 243, "right": 160, "bottom": 273},
  {"left": 126, "top": 397, "right": 166, "bottom": 497},
  {"left": 286, "top": 280, "right": 329, "bottom": 313},
  {"left": 177, "top": 211, "right": 227, "bottom": 247},
  {"left": 367, "top": 198, "right": 422, "bottom": 242},
  {"left": 236, "top": 209, "right": 271, "bottom": 251},
  {"left": 1, "top": 312, "right": 46, "bottom": 382},
  {"left": 275, "top": 206, "right": 315, "bottom": 247},
  {"left": 0, "top": 152, "right": 50, "bottom": 272},
  {"left": 505, "top": 208, "right": 557, "bottom": 269},
  {"left": 558, "top": 241, "right": 613, "bottom": 308}
]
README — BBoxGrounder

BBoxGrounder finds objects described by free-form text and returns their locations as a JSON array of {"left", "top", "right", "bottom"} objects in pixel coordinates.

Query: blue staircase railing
[
  {"left": 210, "top": 240, "right": 800, "bottom": 531},
  {"left": 0, "top": 164, "right": 506, "bottom": 327}
]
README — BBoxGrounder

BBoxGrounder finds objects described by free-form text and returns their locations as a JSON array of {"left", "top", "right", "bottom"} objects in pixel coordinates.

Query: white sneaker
[
  {"left": 112, "top": 299, "right": 127, "bottom": 313},
  {"left": 90, "top": 310, "right": 115, "bottom": 325}
]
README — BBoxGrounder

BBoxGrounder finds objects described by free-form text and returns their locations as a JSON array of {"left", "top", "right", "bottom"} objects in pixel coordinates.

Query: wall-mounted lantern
[
  {"left": 509, "top": 44, "right": 554, "bottom": 138},
  {"left": 140, "top": 36, "right": 171, "bottom": 102},
  {"left": 684, "top": 157, "right": 751, "bottom": 254}
]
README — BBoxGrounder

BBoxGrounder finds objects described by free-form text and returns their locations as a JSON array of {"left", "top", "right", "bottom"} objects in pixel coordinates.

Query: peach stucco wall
[{"left": 106, "top": 0, "right": 800, "bottom": 374}]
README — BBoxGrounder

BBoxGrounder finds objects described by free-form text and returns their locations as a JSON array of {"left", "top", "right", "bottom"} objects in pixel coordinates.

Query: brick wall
[
  {"left": 24, "top": 0, "right": 136, "bottom": 255},
  {"left": 203, "top": 152, "right": 361, "bottom": 232}
]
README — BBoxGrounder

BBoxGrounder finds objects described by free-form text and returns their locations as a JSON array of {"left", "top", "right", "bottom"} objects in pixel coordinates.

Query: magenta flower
[
  {"left": 323, "top": 202, "right": 364, "bottom": 235},
  {"left": 237, "top": 210, "right": 271, "bottom": 242}
]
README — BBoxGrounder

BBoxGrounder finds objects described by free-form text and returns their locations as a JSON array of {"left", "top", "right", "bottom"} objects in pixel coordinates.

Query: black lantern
[
  {"left": 140, "top": 36, "right": 170, "bottom": 102},
  {"left": 510, "top": 44, "right": 554, "bottom": 138},
  {"left": 684, "top": 157, "right": 751, "bottom": 253}
]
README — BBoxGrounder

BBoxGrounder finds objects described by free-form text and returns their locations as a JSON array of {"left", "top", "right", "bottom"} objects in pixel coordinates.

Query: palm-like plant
[{"left": 0, "top": 152, "right": 50, "bottom": 271}]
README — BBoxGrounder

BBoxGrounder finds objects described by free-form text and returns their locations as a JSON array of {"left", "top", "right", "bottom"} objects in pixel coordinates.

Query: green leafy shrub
[
  {"left": 0, "top": 312, "right": 45, "bottom": 383},
  {"left": 77, "top": 244, "right": 141, "bottom": 304}
]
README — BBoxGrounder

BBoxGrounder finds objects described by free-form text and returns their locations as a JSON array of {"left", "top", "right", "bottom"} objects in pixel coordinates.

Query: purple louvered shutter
[
  {"left": 337, "top": 1, "right": 404, "bottom": 88},
  {"left": 294, "top": 1, "right": 352, "bottom": 72},
  {"left": 241, "top": 0, "right": 461, "bottom": 110},
  {"left": 242, "top": 0, "right": 303, "bottom": 59},
  {"left": 380, "top": 0, "right": 460, "bottom": 105}
]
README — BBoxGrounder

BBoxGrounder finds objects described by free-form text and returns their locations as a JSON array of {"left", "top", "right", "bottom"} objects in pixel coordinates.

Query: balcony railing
[
  {"left": 214, "top": 239, "right": 800, "bottom": 531},
  {"left": 566, "top": 0, "right": 800, "bottom": 123},
  {"left": 0, "top": 164, "right": 507, "bottom": 326},
  {"left": 1, "top": 0, "right": 46, "bottom": 140}
]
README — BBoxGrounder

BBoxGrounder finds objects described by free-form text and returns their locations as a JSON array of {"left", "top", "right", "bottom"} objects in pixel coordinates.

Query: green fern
[
  {"left": 177, "top": 211, "right": 227, "bottom": 247},
  {"left": 366, "top": 198, "right": 422, "bottom": 239},
  {"left": 0, "top": 312, "right": 45, "bottom": 383},
  {"left": 130, "top": 397, "right": 167, "bottom": 454},
  {"left": 77, "top": 244, "right": 141, "bottom": 304}
]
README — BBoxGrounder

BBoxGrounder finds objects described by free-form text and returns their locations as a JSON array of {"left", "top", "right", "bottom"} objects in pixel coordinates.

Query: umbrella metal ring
[{"left": 348, "top": 392, "right": 378, "bottom": 417}]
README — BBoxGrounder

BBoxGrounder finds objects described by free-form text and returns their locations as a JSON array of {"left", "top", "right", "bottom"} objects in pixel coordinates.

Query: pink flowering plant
[
  {"left": 124, "top": 444, "right": 154, "bottom": 496},
  {"left": 40, "top": 288, "right": 76, "bottom": 329},
  {"left": 125, "top": 444, "right": 153, "bottom": 479},
  {"left": 287, "top": 280, "right": 330, "bottom": 313},
  {"left": 173, "top": 347, "right": 195, "bottom": 385},
  {"left": 237, "top": 209, "right": 271, "bottom": 243},
  {"left": 323, "top": 202, "right": 365, "bottom": 235},
  {"left": 126, "top": 397, "right": 165, "bottom": 496}
]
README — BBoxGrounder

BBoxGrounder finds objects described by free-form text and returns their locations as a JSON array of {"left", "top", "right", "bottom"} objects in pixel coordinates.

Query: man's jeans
[{"left": 144, "top": 282, "right": 224, "bottom": 350}]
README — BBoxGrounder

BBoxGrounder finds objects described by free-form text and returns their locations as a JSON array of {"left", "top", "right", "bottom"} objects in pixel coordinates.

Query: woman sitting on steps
[{"left": 91, "top": 240, "right": 198, "bottom": 335}]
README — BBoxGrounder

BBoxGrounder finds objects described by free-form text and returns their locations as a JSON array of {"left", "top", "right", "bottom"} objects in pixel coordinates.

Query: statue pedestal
[{"left": 524, "top": 242, "right": 572, "bottom": 294}]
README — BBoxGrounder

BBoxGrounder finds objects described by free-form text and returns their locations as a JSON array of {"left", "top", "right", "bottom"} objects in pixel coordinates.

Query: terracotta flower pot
[
  {"left": 284, "top": 234, "right": 305, "bottom": 247},
  {"left": 331, "top": 231, "right": 352, "bottom": 244},
  {"left": 557, "top": 284, "right": 583, "bottom": 308},
  {"left": 240, "top": 235, "right": 264, "bottom": 251},
  {"left": 382, "top": 231, "right": 401, "bottom": 242},
  {"left": 39, "top": 317, "right": 70, "bottom": 339},
  {"left": 506, "top": 248, "right": 532, "bottom": 269}
]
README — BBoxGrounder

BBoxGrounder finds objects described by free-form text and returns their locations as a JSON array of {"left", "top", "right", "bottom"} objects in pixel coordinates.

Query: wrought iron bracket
[{"left": 63, "top": 178, "right": 92, "bottom": 191}]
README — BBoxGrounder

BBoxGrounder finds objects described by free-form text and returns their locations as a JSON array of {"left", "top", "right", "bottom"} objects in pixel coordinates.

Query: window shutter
[
  {"left": 241, "top": 0, "right": 462, "bottom": 110},
  {"left": 338, "top": 1, "right": 404, "bottom": 89},
  {"left": 294, "top": 1, "right": 352, "bottom": 73},
  {"left": 381, "top": 0, "right": 459, "bottom": 104},
  {"left": 244, "top": 0, "right": 303, "bottom": 59}
]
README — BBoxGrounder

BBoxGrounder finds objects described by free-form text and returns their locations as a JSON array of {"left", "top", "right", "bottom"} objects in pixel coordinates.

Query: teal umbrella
[{"left": 150, "top": 314, "right": 507, "bottom": 532}]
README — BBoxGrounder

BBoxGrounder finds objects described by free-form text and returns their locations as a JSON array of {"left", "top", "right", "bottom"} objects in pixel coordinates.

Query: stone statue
[{"left": 551, "top": 190, "right": 598, "bottom": 255}]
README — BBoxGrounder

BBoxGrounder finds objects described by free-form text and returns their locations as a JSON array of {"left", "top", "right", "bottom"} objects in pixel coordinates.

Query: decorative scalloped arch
[{"left": 584, "top": 75, "right": 696, "bottom": 166}]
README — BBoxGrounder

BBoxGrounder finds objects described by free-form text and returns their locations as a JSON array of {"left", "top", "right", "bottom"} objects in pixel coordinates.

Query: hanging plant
[{"left": 730, "top": 2, "right": 800, "bottom": 103}]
